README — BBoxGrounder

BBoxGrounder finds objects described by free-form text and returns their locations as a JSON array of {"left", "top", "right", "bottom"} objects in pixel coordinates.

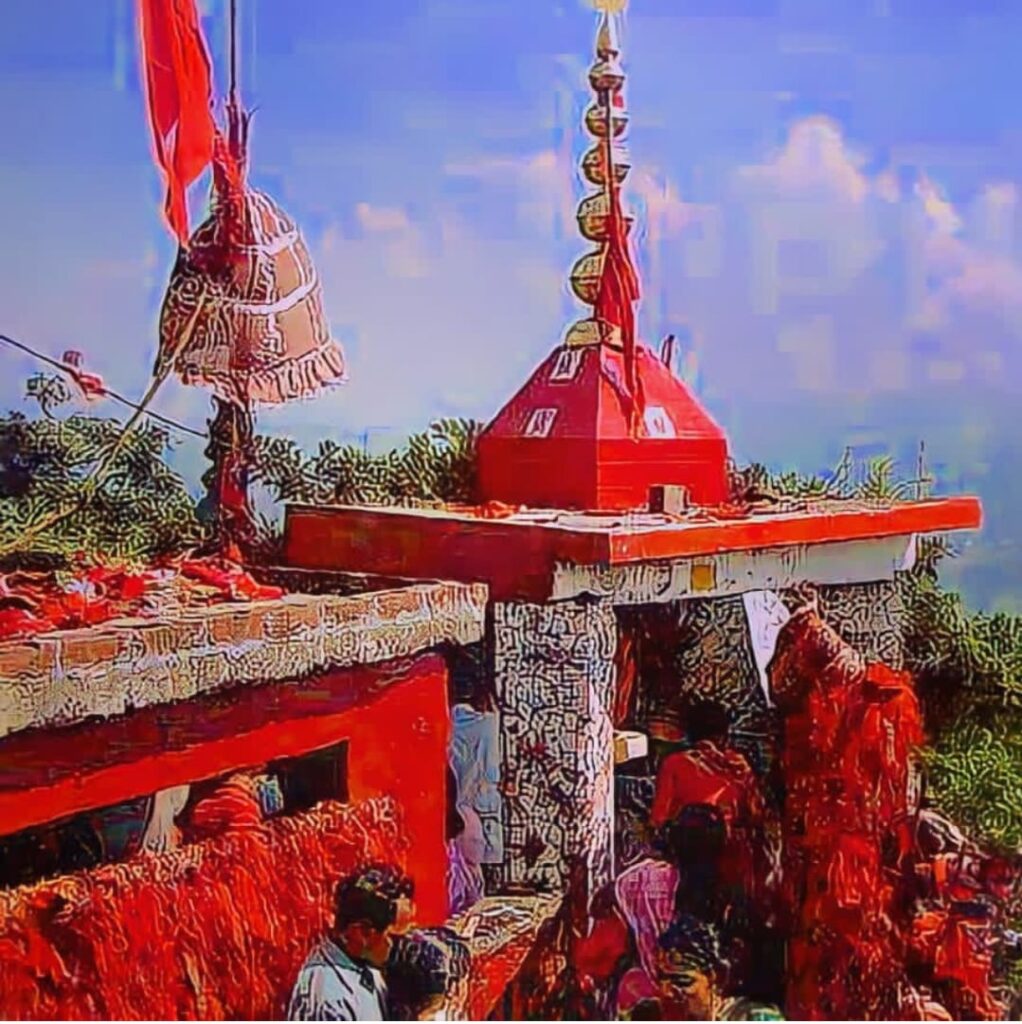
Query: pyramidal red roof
[
  {"left": 483, "top": 342, "right": 726, "bottom": 443},
  {"left": 477, "top": 341, "right": 730, "bottom": 511}
]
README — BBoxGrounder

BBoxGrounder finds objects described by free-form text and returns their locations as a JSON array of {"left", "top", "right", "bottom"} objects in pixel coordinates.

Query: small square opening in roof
[
  {"left": 524, "top": 408, "right": 558, "bottom": 438},
  {"left": 643, "top": 405, "right": 676, "bottom": 438},
  {"left": 550, "top": 348, "right": 583, "bottom": 382}
]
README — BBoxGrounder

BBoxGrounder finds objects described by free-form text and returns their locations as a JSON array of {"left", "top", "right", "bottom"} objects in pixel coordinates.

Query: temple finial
[
  {"left": 596, "top": 11, "right": 616, "bottom": 59},
  {"left": 591, "top": 0, "right": 627, "bottom": 53},
  {"left": 567, "top": 0, "right": 637, "bottom": 350}
]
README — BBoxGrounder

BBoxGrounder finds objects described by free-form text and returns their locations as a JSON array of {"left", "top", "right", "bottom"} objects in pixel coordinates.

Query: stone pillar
[
  {"left": 819, "top": 580, "right": 906, "bottom": 667},
  {"left": 491, "top": 599, "right": 617, "bottom": 898}
]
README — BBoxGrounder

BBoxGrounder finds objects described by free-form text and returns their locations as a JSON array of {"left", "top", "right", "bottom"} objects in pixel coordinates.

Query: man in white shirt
[{"left": 288, "top": 865, "right": 414, "bottom": 1021}]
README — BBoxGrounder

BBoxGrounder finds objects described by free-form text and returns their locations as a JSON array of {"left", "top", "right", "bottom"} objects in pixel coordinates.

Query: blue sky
[{"left": 2, "top": 0, "right": 1022, "bottom": 609}]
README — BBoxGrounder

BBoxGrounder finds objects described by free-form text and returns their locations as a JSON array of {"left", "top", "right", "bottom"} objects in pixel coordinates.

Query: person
[
  {"left": 574, "top": 806, "right": 727, "bottom": 1016},
  {"left": 655, "top": 916, "right": 784, "bottom": 1022},
  {"left": 186, "top": 773, "right": 264, "bottom": 839},
  {"left": 651, "top": 702, "right": 762, "bottom": 832},
  {"left": 445, "top": 765, "right": 481, "bottom": 915},
  {"left": 385, "top": 927, "right": 470, "bottom": 1020},
  {"left": 287, "top": 864, "right": 414, "bottom": 1021},
  {"left": 449, "top": 685, "right": 502, "bottom": 912},
  {"left": 653, "top": 914, "right": 724, "bottom": 1020},
  {"left": 651, "top": 701, "right": 778, "bottom": 928}
]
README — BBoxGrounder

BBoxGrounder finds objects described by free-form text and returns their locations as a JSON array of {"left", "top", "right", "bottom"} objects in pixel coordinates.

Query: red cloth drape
[
  {"left": 594, "top": 133, "right": 642, "bottom": 427},
  {"left": 137, "top": 0, "right": 218, "bottom": 244},
  {"left": 766, "top": 608, "right": 1005, "bottom": 1020},
  {"left": 613, "top": 626, "right": 638, "bottom": 727}
]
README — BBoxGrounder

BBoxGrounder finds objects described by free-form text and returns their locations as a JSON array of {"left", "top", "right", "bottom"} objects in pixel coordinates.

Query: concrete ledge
[
  {"left": 0, "top": 581, "right": 487, "bottom": 740},
  {"left": 438, "top": 895, "right": 563, "bottom": 1020}
]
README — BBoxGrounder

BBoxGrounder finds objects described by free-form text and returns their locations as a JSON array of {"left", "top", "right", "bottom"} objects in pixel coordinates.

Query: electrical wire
[
  {"left": 0, "top": 332, "right": 206, "bottom": 439},
  {"left": 0, "top": 283, "right": 211, "bottom": 558}
]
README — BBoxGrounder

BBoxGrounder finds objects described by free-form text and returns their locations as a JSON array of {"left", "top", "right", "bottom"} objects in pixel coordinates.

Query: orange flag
[{"left": 137, "top": 0, "right": 218, "bottom": 244}]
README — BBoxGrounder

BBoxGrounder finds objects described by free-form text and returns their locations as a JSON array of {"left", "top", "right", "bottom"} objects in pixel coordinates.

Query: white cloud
[
  {"left": 874, "top": 169, "right": 901, "bottom": 204},
  {"left": 930, "top": 238, "right": 1022, "bottom": 315},
  {"left": 629, "top": 167, "right": 698, "bottom": 239},
  {"left": 982, "top": 182, "right": 1018, "bottom": 209},
  {"left": 736, "top": 116, "right": 869, "bottom": 204},
  {"left": 915, "top": 175, "right": 962, "bottom": 236},
  {"left": 736, "top": 116, "right": 1022, "bottom": 342},
  {"left": 444, "top": 147, "right": 576, "bottom": 238},
  {"left": 350, "top": 202, "right": 431, "bottom": 279},
  {"left": 355, "top": 202, "right": 411, "bottom": 234},
  {"left": 914, "top": 185, "right": 1022, "bottom": 331},
  {"left": 444, "top": 149, "right": 563, "bottom": 189}
]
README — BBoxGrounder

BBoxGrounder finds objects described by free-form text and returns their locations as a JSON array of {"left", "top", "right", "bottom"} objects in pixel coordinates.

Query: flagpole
[
  {"left": 203, "top": 0, "right": 256, "bottom": 558},
  {"left": 229, "top": 0, "right": 238, "bottom": 99}
]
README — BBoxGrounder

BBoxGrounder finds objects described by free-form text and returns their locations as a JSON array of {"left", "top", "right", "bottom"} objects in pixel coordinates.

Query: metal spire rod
[
  {"left": 229, "top": 0, "right": 239, "bottom": 102},
  {"left": 597, "top": 12, "right": 619, "bottom": 220}
]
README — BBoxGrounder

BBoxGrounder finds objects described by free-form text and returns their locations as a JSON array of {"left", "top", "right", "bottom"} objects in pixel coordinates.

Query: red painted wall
[
  {"left": 343, "top": 661, "right": 451, "bottom": 924},
  {"left": 0, "top": 653, "right": 451, "bottom": 925}
]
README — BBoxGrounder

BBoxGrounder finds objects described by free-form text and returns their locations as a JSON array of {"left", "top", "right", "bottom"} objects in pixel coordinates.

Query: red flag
[
  {"left": 595, "top": 173, "right": 643, "bottom": 429},
  {"left": 137, "top": 0, "right": 218, "bottom": 244}
]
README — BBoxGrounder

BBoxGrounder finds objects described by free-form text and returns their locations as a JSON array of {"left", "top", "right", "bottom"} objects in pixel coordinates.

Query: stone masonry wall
[
  {"left": 818, "top": 579, "right": 906, "bottom": 669},
  {"left": 492, "top": 599, "right": 617, "bottom": 896}
]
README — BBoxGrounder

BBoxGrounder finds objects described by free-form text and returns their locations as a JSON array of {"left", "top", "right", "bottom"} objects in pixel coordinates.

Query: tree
[
  {"left": 0, "top": 374, "right": 201, "bottom": 567},
  {"left": 250, "top": 417, "right": 484, "bottom": 508}
]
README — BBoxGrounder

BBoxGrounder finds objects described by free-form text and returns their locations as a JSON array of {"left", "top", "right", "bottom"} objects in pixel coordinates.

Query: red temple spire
[{"left": 476, "top": 0, "right": 732, "bottom": 510}]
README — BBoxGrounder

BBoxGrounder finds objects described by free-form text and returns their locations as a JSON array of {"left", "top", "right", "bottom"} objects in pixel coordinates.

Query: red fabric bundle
[
  {"left": 851, "top": 666, "right": 923, "bottom": 860},
  {"left": 35, "top": 590, "right": 116, "bottom": 631},
  {"left": 0, "top": 555, "right": 284, "bottom": 640},
  {"left": 768, "top": 606, "right": 866, "bottom": 716},
  {"left": 827, "top": 833, "right": 881, "bottom": 918},
  {"left": 0, "top": 607, "right": 48, "bottom": 639},
  {"left": 908, "top": 907, "right": 947, "bottom": 968},
  {"left": 769, "top": 608, "right": 961, "bottom": 1020},
  {"left": 0, "top": 797, "right": 408, "bottom": 1020},
  {"left": 188, "top": 776, "right": 264, "bottom": 839},
  {"left": 934, "top": 915, "right": 1000, "bottom": 1020},
  {"left": 178, "top": 556, "right": 284, "bottom": 601}
]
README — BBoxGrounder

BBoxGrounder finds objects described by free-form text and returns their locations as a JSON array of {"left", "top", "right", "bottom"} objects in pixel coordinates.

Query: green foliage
[
  {"left": 251, "top": 418, "right": 484, "bottom": 508},
  {"left": 738, "top": 451, "right": 916, "bottom": 503},
  {"left": 920, "top": 707, "right": 1022, "bottom": 853},
  {"left": 0, "top": 375, "right": 201, "bottom": 566},
  {"left": 904, "top": 573, "right": 1022, "bottom": 707}
]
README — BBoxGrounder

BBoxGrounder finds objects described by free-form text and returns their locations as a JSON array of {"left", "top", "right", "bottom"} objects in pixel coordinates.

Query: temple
[{"left": 0, "top": 2, "right": 992, "bottom": 1021}]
